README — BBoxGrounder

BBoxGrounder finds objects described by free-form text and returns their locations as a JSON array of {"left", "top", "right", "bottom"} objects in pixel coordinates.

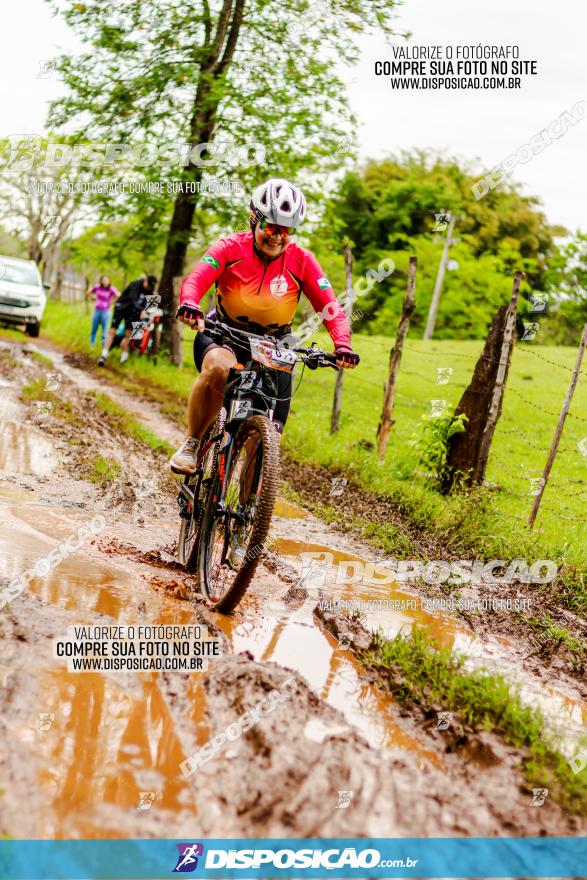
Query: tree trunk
[
  {"left": 158, "top": 0, "right": 245, "bottom": 347},
  {"left": 158, "top": 183, "right": 202, "bottom": 342},
  {"left": 473, "top": 271, "right": 522, "bottom": 482},
  {"left": 171, "top": 276, "right": 184, "bottom": 366},
  {"left": 441, "top": 305, "right": 507, "bottom": 492}
]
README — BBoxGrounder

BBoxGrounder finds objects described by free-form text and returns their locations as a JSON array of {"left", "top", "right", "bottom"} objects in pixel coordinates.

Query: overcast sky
[{"left": 1, "top": 0, "right": 585, "bottom": 232}]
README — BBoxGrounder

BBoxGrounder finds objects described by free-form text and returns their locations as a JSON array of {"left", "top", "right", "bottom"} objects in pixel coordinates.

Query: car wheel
[{"left": 25, "top": 322, "right": 40, "bottom": 338}]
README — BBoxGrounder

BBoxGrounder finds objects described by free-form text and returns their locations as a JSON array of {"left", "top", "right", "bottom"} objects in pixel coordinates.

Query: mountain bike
[{"left": 177, "top": 320, "right": 339, "bottom": 613}]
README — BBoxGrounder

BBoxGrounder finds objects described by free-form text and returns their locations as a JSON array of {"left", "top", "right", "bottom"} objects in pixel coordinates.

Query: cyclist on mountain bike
[{"left": 169, "top": 178, "right": 360, "bottom": 475}]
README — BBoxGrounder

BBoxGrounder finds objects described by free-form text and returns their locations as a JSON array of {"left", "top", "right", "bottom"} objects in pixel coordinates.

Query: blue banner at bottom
[{"left": 0, "top": 837, "right": 585, "bottom": 879}]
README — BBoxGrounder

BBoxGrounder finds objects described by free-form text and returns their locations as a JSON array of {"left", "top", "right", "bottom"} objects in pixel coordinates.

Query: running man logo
[
  {"left": 5, "top": 135, "right": 43, "bottom": 171},
  {"left": 299, "top": 555, "right": 330, "bottom": 590},
  {"left": 436, "top": 367, "right": 453, "bottom": 386},
  {"left": 529, "top": 293, "right": 549, "bottom": 313},
  {"left": 528, "top": 477, "right": 545, "bottom": 497},
  {"left": 433, "top": 212, "right": 451, "bottom": 232},
  {"left": 429, "top": 399, "right": 447, "bottom": 418},
  {"left": 131, "top": 321, "right": 147, "bottom": 340},
  {"left": 336, "top": 790, "right": 354, "bottom": 809},
  {"left": 521, "top": 322, "right": 539, "bottom": 341},
  {"left": 329, "top": 477, "right": 348, "bottom": 498},
  {"left": 37, "top": 60, "right": 56, "bottom": 79},
  {"left": 436, "top": 711, "right": 453, "bottom": 731},
  {"left": 136, "top": 477, "right": 157, "bottom": 499},
  {"left": 137, "top": 791, "right": 156, "bottom": 811},
  {"left": 145, "top": 294, "right": 161, "bottom": 312},
  {"left": 173, "top": 843, "right": 204, "bottom": 873},
  {"left": 530, "top": 788, "right": 549, "bottom": 806},
  {"left": 37, "top": 713, "right": 55, "bottom": 731},
  {"left": 35, "top": 401, "right": 53, "bottom": 417},
  {"left": 335, "top": 134, "right": 353, "bottom": 155},
  {"left": 568, "top": 748, "right": 587, "bottom": 776},
  {"left": 45, "top": 372, "right": 62, "bottom": 391}
]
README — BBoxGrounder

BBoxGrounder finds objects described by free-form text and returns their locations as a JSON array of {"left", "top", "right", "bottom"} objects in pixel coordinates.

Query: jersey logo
[
  {"left": 317, "top": 276, "right": 331, "bottom": 289},
  {"left": 201, "top": 254, "right": 219, "bottom": 269},
  {"left": 270, "top": 274, "right": 289, "bottom": 298}
]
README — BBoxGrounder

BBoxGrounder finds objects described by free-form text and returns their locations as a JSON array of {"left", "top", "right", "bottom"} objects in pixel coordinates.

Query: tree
[
  {"left": 543, "top": 231, "right": 587, "bottom": 344},
  {"left": 312, "top": 151, "right": 563, "bottom": 339},
  {"left": 0, "top": 137, "right": 86, "bottom": 281},
  {"left": 47, "top": 0, "right": 401, "bottom": 343}
]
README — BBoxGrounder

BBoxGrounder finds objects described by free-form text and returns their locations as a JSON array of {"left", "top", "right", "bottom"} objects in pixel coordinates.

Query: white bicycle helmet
[{"left": 251, "top": 178, "right": 306, "bottom": 228}]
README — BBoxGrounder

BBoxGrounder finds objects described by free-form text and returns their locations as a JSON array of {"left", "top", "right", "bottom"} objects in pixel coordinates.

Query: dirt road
[{"left": 0, "top": 337, "right": 585, "bottom": 842}]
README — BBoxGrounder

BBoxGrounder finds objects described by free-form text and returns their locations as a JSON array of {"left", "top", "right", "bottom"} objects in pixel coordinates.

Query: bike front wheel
[
  {"left": 177, "top": 426, "right": 216, "bottom": 572},
  {"left": 197, "top": 415, "right": 280, "bottom": 613}
]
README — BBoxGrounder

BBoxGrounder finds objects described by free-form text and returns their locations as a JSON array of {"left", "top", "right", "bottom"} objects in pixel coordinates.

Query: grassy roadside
[
  {"left": 359, "top": 627, "right": 587, "bottom": 818},
  {"left": 20, "top": 370, "right": 174, "bottom": 461},
  {"left": 9, "top": 300, "right": 587, "bottom": 614}
]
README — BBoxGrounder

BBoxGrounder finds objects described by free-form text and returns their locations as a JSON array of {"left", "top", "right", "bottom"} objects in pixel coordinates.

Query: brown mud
[
  {"left": 279, "top": 457, "right": 587, "bottom": 687},
  {"left": 0, "top": 337, "right": 585, "bottom": 840}
]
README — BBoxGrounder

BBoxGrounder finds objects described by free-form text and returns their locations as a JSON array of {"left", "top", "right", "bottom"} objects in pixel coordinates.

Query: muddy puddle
[
  {"left": 257, "top": 510, "right": 587, "bottom": 747},
  {"left": 3, "top": 485, "right": 585, "bottom": 837},
  {"left": 1, "top": 497, "right": 206, "bottom": 837},
  {"left": 0, "top": 370, "right": 57, "bottom": 477},
  {"left": 2, "top": 342, "right": 585, "bottom": 840}
]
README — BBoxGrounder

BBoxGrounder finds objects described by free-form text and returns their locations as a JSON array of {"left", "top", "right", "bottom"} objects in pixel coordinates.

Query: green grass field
[{"left": 17, "top": 300, "right": 587, "bottom": 585}]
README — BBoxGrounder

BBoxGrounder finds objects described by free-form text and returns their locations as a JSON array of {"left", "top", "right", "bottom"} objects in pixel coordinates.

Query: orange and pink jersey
[{"left": 180, "top": 231, "right": 351, "bottom": 348}]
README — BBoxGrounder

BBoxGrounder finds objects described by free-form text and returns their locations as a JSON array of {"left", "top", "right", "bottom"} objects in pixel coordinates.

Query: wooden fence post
[
  {"left": 528, "top": 322, "right": 587, "bottom": 528},
  {"left": 473, "top": 270, "right": 523, "bottom": 483},
  {"left": 330, "top": 244, "right": 354, "bottom": 434},
  {"left": 171, "top": 276, "right": 183, "bottom": 367},
  {"left": 376, "top": 255, "right": 417, "bottom": 460}
]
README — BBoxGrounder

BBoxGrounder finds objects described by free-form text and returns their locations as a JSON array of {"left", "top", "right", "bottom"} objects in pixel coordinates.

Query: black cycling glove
[
  {"left": 176, "top": 303, "right": 204, "bottom": 323},
  {"left": 334, "top": 346, "right": 360, "bottom": 367}
]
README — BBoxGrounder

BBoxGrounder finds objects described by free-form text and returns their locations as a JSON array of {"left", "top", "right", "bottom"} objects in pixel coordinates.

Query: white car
[{"left": 0, "top": 256, "right": 49, "bottom": 337}]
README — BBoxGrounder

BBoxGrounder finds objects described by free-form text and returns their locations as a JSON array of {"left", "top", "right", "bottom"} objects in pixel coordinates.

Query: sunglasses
[{"left": 258, "top": 219, "right": 295, "bottom": 236}]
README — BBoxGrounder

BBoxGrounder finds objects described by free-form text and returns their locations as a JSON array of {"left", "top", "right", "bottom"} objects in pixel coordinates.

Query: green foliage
[
  {"left": 362, "top": 628, "right": 587, "bottom": 816},
  {"left": 46, "top": 0, "right": 402, "bottom": 248},
  {"left": 312, "top": 152, "right": 563, "bottom": 339},
  {"left": 413, "top": 411, "right": 467, "bottom": 485},
  {"left": 542, "top": 231, "right": 587, "bottom": 344},
  {"left": 63, "top": 218, "right": 163, "bottom": 287},
  {"left": 84, "top": 454, "right": 122, "bottom": 486}
]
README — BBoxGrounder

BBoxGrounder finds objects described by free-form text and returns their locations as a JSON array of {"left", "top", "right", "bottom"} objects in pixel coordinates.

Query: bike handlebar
[{"left": 202, "top": 319, "right": 340, "bottom": 370}]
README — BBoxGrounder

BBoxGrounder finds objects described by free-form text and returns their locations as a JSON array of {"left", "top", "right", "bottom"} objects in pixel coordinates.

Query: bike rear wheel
[{"left": 197, "top": 415, "right": 280, "bottom": 613}]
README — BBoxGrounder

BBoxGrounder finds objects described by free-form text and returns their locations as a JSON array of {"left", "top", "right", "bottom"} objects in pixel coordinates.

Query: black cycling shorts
[
  {"left": 193, "top": 331, "right": 292, "bottom": 432},
  {"left": 111, "top": 304, "right": 142, "bottom": 331}
]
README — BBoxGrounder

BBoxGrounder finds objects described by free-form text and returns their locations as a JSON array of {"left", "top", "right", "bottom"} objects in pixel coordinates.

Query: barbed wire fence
[{"left": 325, "top": 245, "right": 587, "bottom": 535}]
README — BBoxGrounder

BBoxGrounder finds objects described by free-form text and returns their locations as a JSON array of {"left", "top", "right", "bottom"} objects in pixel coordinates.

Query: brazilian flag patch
[
  {"left": 317, "top": 276, "right": 331, "bottom": 290},
  {"left": 201, "top": 254, "right": 220, "bottom": 269}
]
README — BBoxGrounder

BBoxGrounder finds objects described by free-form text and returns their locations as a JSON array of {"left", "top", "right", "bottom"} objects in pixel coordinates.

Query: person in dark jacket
[{"left": 98, "top": 275, "right": 157, "bottom": 366}]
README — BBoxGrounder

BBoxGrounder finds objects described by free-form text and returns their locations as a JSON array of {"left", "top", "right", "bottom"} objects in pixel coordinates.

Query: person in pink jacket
[
  {"left": 169, "top": 179, "right": 360, "bottom": 475},
  {"left": 87, "top": 275, "right": 119, "bottom": 348}
]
